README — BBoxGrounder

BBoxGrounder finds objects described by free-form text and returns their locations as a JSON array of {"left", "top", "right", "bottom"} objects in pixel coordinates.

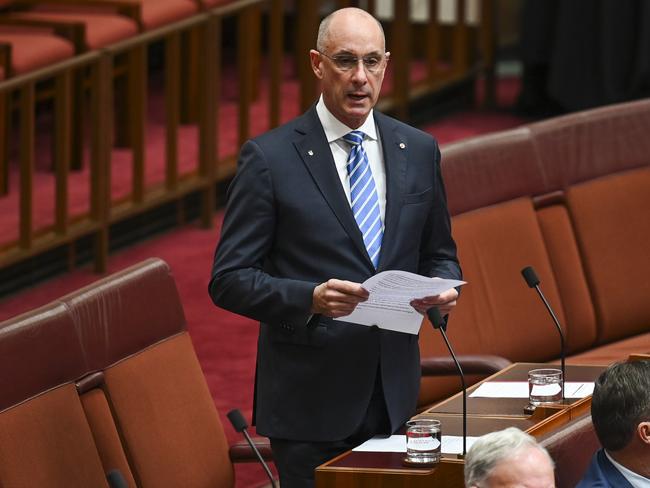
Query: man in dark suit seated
[
  {"left": 209, "top": 6, "right": 461, "bottom": 488},
  {"left": 577, "top": 360, "right": 650, "bottom": 488}
]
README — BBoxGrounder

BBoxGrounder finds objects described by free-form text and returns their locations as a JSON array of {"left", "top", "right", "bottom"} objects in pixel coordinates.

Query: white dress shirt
[
  {"left": 605, "top": 450, "right": 650, "bottom": 488},
  {"left": 315, "top": 96, "right": 387, "bottom": 222}
]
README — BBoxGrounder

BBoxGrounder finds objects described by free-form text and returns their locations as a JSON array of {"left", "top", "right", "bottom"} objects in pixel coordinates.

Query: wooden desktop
[{"left": 315, "top": 363, "right": 606, "bottom": 488}]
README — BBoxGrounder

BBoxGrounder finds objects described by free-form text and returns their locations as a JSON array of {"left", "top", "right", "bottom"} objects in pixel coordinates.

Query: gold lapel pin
[
  {"left": 307, "top": 150, "right": 314, "bottom": 156},
  {"left": 399, "top": 142, "right": 406, "bottom": 149}
]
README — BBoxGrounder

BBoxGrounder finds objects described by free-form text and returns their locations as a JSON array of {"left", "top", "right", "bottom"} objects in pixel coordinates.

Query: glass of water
[
  {"left": 405, "top": 419, "right": 441, "bottom": 464},
  {"left": 528, "top": 368, "right": 563, "bottom": 405}
]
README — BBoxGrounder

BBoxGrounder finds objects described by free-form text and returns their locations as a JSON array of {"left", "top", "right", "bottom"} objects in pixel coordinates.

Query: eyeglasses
[{"left": 318, "top": 51, "right": 388, "bottom": 73}]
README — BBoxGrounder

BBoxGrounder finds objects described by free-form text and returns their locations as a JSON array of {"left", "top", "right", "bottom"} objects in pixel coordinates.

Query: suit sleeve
[
  {"left": 208, "top": 140, "right": 317, "bottom": 326},
  {"left": 418, "top": 142, "right": 462, "bottom": 281}
]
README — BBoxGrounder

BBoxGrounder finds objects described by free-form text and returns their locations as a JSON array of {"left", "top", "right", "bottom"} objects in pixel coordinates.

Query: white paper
[
  {"left": 565, "top": 382, "right": 595, "bottom": 397},
  {"left": 353, "top": 435, "right": 407, "bottom": 452},
  {"left": 340, "top": 270, "right": 466, "bottom": 335},
  {"left": 442, "top": 435, "right": 479, "bottom": 454},
  {"left": 352, "top": 435, "right": 479, "bottom": 455},
  {"left": 470, "top": 381, "right": 595, "bottom": 399}
]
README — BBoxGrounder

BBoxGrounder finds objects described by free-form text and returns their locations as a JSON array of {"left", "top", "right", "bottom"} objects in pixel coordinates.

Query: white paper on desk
[
  {"left": 352, "top": 435, "right": 479, "bottom": 455},
  {"left": 340, "top": 270, "right": 465, "bottom": 335},
  {"left": 470, "top": 381, "right": 595, "bottom": 399}
]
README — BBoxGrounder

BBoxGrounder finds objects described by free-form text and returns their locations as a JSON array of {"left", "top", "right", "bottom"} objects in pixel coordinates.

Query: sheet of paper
[
  {"left": 352, "top": 435, "right": 479, "bottom": 455},
  {"left": 470, "top": 381, "right": 595, "bottom": 399},
  {"left": 340, "top": 270, "right": 466, "bottom": 335}
]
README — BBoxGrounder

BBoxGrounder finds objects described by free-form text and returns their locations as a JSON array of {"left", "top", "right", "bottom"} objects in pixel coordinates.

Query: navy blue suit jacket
[
  {"left": 209, "top": 106, "right": 461, "bottom": 442},
  {"left": 577, "top": 449, "right": 635, "bottom": 488}
]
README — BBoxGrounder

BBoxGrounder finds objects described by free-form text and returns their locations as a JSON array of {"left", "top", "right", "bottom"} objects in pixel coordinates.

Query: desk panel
[{"left": 316, "top": 363, "right": 606, "bottom": 488}]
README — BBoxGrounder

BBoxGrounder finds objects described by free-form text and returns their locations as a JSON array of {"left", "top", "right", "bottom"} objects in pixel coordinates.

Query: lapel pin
[
  {"left": 399, "top": 142, "right": 406, "bottom": 149},
  {"left": 307, "top": 150, "right": 314, "bottom": 156}
]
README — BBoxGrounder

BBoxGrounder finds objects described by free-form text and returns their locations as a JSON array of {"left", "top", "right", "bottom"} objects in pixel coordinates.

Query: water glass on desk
[
  {"left": 528, "top": 368, "right": 563, "bottom": 405},
  {"left": 405, "top": 419, "right": 441, "bottom": 464}
]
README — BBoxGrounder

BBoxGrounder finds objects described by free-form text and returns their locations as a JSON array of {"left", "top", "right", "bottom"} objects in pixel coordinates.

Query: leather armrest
[
  {"left": 228, "top": 437, "right": 273, "bottom": 463},
  {"left": 0, "top": 43, "right": 10, "bottom": 77},
  {"left": 420, "top": 354, "right": 511, "bottom": 376}
]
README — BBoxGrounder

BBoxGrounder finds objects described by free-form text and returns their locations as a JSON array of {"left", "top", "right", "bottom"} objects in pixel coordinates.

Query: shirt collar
[
  {"left": 605, "top": 450, "right": 650, "bottom": 488},
  {"left": 316, "top": 95, "right": 378, "bottom": 143}
]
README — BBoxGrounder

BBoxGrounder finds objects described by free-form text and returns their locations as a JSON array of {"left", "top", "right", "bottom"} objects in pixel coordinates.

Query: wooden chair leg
[
  {"left": 54, "top": 71, "right": 72, "bottom": 235},
  {"left": 129, "top": 45, "right": 146, "bottom": 203},
  {"left": 296, "top": 0, "right": 319, "bottom": 112},
  {"left": 113, "top": 59, "right": 130, "bottom": 148},
  {"left": 248, "top": 5, "right": 261, "bottom": 102},
  {"left": 180, "top": 28, "right": 200, "bottom": 124},
  {"left": 19, "top": 83, "right": 35, "bottom": 250},
  {"left": 0, "top": 91, "right": 8, "bottom": 195},
  {"left": 70, "top": 69, "right": 85, "bottom": 170},
  {"left": 165, "top": 32, "right": 180, "bottom": 191}
]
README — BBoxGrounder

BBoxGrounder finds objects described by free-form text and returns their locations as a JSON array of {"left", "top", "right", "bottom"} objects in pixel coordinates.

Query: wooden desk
[{"left": 315, "top": 363, "right": 606, "bottom": 488}]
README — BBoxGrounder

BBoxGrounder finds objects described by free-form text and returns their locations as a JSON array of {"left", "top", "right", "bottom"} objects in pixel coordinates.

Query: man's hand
[
  {"left": 410, "top": 287, "right": 459, "bottom": 316},
  {"left": 311, "top": 279, "right": 369, "bottom": 318}
]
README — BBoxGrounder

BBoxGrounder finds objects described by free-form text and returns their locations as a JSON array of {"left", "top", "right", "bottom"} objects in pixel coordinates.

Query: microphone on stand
[
  {"left": 427, "top": 307, "right": 467, "bottom": 458},
  {"left": 521, "top": 266, "right": 566, "bottom": 399},
  {"left": 227, "top": 409, "right": 277, "bottom": 488}
]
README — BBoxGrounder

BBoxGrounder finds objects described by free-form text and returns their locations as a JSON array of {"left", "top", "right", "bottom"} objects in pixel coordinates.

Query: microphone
[
  {"left": 227, "top": 409, "right": 277, "bottom": 488},
  {"left": 521, "top": 266, "right": 566, "bottom": 399},
  {"left": 427, "top": 307, "right": 467, "bottom": 457},
  {"left": 106, "top": 469, "right": 128, "bottom": 488}
]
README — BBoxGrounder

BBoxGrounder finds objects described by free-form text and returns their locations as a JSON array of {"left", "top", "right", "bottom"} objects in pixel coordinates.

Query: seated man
[
  {"left": 577, "top": 360, "right": 650, "bottom": 488},
  {"left": 464, "top": 427, "right": 555, "bottom": 488}
]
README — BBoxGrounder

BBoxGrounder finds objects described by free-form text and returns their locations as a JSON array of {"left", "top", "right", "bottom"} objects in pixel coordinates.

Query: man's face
[
  {"left": 310, "top": 11, "right": 388, "bottom": 129},
  {"left": 476, "top": 447, "right": 555, "bottom": 488}
]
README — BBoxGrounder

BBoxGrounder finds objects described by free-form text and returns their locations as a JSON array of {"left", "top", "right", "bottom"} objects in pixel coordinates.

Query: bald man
[{"left": 209, "top": 8, "right": 461, "bottom": 486}]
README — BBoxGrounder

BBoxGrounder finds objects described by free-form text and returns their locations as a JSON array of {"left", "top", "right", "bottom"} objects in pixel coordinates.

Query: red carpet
[{"left": 0, "top": 75, "right": 526, "bottom": 487}]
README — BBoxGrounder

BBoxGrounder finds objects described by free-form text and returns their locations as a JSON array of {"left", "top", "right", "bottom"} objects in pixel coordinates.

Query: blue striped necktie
[{"left": 343, "top": 130, "right": 383, "bottom": 269}]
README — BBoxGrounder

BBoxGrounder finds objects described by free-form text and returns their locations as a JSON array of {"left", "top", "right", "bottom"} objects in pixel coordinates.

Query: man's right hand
[{"left": 311, "top": 279, "right": 369, "bottom": 318}]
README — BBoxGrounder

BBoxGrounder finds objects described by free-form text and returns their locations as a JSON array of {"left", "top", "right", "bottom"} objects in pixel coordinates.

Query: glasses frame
[{"left": 318, "top": 51, "right": 389, "bottom": 74}]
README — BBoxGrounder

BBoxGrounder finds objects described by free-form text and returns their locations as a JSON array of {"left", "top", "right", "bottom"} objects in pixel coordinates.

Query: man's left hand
[{"left": 410, "top": 287, "right": 459, "bottom": 315}]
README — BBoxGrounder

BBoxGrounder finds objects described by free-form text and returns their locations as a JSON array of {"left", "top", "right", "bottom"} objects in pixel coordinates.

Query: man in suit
[
  {"left": 209, "top": 7, "right": 461, "bottom": 487},
  {"left": 577, "top": 360, "right": 650, "bottom": 488},
  {"left": 464, "top": 427, "right": 555, "bottom": 488}
]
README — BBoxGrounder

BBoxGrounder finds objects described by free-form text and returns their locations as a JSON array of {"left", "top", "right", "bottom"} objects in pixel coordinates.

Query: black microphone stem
[
  {"left": 241, "top": 429, "right": 277, "bottom": 488},
  {"left": 439, "top": 325, "right": 467, "bottom": 457},
  {"left": 533, "top": 284, "right": 566, "bottom": 399}
]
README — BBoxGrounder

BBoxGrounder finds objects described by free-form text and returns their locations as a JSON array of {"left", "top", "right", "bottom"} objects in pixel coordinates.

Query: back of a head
[
  {"left": 464, "top": 427, "right": 554, "bottom": 488},
  {"left": 591, "top": 360, "right": 650, "bottom": 451}
]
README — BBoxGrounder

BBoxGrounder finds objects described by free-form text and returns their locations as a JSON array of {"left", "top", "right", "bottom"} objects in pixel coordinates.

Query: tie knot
[{"left": 343, "top": 130, "right": 365, "bottom": 146}]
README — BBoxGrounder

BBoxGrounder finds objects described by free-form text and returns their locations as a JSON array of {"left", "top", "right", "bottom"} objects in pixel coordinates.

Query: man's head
[
  {"left": 464, "top": 427, "right": 555, "bottom": 488},
  {"left": 591, "top": 360, "right": 650, "bottom": 452},
  {"left": 309, "top": 8, "right": 389, "bottom": 129}
]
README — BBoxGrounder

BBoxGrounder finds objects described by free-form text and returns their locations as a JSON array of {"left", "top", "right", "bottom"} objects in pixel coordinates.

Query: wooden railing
[{"left": 0, "top": 0, "right": 495, "bottom": 279}]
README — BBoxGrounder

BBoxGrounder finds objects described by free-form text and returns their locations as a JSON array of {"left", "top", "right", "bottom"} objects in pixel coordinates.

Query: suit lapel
[
  {"left": 597, "top": 450, "right": 636, "bottom": 488},
  {"left": 375, "top": 112, "right": 407, "bottom": 271},
  {"left": 293, "top": 108, "right": 372, "bottom": 268}
]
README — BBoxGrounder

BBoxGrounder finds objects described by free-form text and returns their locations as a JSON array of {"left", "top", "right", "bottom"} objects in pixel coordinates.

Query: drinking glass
[
  {"left": 405, "top": 419, "right": 441, "bottom": 464},
  {"left": 528, "top": 368, "right": 563, "bottom": 405}
]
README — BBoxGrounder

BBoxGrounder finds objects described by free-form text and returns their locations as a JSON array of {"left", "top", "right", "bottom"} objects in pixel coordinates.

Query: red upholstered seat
[
  {"left": 9, "top": 6, "right": 138, "bottom": 49},
  {"left": 567, "top": 333, "right": 650, "bottom": 366},
  {"left": 139, "top": 0, "right": 199, "bottom": 30},
  {"left": 0, "top": 28, "right": 74, "bottom": 74},
  {"left": 200, "top": 0, "right": 238, "bottom": 7}
]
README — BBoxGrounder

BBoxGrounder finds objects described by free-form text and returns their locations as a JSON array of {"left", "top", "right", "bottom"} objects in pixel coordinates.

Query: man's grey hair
[
  {"left": 316, "top": 8, "right": 385, "bottom": 53},
  {"left": 464, "top": 427, "right": 553, "bottom": 487}
]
